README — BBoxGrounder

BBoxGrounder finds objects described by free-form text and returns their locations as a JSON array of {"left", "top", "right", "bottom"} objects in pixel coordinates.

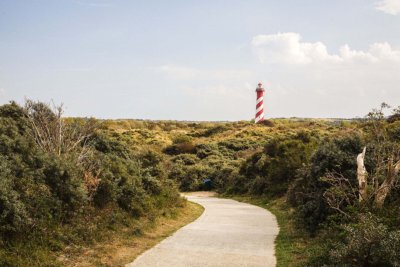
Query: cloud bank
[
  {"left": 250, "top": 32, "right": 400, "bottom": 118},
  {"left": 252, "top": 32, "right": 400, "bottom": 65},
  {"left": 375, "top": 0, "right": 400, "bottom": 15}
]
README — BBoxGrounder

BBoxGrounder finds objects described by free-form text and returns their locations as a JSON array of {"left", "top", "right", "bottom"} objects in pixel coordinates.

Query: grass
[
  {"left": 226, "top": 195, "right": 312, "bottom": 267},
  {"left": 59, "top": 201, "right": 204, "bottom": 266},
  {"left": 0, "top": 201, "right": 204, "bottom": 267}
]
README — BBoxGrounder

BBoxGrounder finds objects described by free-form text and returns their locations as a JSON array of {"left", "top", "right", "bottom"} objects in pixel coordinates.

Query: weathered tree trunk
[
  {"left": 374, "top": 158, "right": 400, "bottom": 207},
  {"left": 357, "top": 147, "right": 368, "bottom": 202}
]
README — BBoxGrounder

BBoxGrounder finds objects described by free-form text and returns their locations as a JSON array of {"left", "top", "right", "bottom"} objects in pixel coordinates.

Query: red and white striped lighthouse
[{"left": 255, "top": 82, "right": 265, "bottom": 123}]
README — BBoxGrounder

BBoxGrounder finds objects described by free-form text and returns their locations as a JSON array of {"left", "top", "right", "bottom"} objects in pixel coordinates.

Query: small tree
[
  {"left": 323, "top": 103, "right": 400, "bottom": 212},
  {"left": 360, "top": 103, "right": 400, "bottom": 207}
]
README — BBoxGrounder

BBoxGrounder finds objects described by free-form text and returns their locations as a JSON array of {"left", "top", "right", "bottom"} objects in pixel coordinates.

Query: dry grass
[{"left": 60, "top": 202, "right": 204, "bottom": 267}]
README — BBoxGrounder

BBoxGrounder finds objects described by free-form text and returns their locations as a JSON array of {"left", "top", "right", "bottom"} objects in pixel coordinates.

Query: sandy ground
[{"left": 126, "top": 192, "right": 279, "bottom": 267}]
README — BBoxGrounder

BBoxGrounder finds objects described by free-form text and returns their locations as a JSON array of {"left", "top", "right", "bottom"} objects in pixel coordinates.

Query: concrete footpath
[{"left": 126, "top": 192, "right": 279, "bottom": 267}]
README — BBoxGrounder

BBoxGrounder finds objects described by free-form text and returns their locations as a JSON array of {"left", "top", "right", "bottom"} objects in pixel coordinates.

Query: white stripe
[
  {"left": 256, "top": 97, "right": 263, "bottom": 105},
  {"left": 255, "top": 113, "right": 264, "bottom": 123},
  {"left": 256, "top": 104, "right": 264, "bottom": 114}
]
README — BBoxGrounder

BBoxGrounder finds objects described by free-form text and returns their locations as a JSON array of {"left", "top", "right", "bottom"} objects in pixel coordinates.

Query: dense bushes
[
  {"left": 0, "top": 101, "right": 181, "bottom": 265},
  {"left": 163, "top": 134, "right": 195, "bottom": 155},
  {"left": 0, "top": 158, "right": 29, "bottom": 235},
  {"left": 90, "top": 132, "right": 180, "bottom": 216},
  {"left": 100, "top": 112, "right": 400, "bottom": 266},
  {"left": 2, "top": 100, "right": 399, "bottom": 266},
  {"left": 328, "top": 213, "right": 400, "bottom": 267},
  {"left": 159, "top": 108, "right": 399, "bottom": 266},
  {"left": 287, "top": 135, "right": 363, "bottom": 233},
  {"left": 223, "top": 132, "right": 317, "bottom": 196},
  {"left": 167, "top": 138, "right": 248, "bottom": 191}
]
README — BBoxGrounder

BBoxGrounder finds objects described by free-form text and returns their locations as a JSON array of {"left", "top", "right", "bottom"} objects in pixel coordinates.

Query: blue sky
[{"left": 1, "top": 0, "right": 400, "bottom": 120}]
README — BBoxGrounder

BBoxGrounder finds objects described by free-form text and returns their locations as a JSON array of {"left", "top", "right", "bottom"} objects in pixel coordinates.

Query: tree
[
  {"left": 323, "top": 103, "right": 400, "bottom": 213},
  {"left": 356, "top": 147, "right": 400, "bottom": 207}
]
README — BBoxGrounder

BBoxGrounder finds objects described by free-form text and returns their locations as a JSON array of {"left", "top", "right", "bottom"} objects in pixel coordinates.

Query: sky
[{"left": 0, "top": 0, "right": 400, "bottom": 120}]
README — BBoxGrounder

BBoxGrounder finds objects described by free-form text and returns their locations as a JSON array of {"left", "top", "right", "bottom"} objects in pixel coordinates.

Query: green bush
[
  {"left": 218, "top": 138, "right": 256, "bottom": 152},
  {"left": 196, "top": 143, "right": 221, "bottom": 159},
  {"left": 0, "top": 158, "right": 30, "bottom": 235},
  {"left": 93, "top": 170, "right": 117, "bottom": 208},
  {"left": 164, "top": 141, "right": 195, "bottom": 155},
  {"left": 169, "top": 163, "right": 213, "bottom": 191},
  {"left": 172, "top": 154, "right": 199, "bottom": 165},
  {"left": 287, "top": 135, "right": 363, "bottom": 234},
  {"left": 0, "top": 101, "right": 182, "bottom": 251},
  {"left": 330, "top": 213, "right": 400, "bottom": 267},
  {"left": 191, "top": 125, "right": 230, "bottom": 137},
  {"left": 43, "top": 157, "right": 87, "bottom": 218},
  {"left": 386, "top": 121, "right": 400, "bottom": 140},
  {"left": 224, "top": 133, "right": 317, "bottom": 196}
]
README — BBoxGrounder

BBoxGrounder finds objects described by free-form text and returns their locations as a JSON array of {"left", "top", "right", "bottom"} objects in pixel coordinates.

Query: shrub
[
  {"left": 218, "top": 139, "right": 256, "bottom": 152},
  {"left": 234, "top": 134, "right": 316, "bottom": 196},
  {"left": 196, "top": 143, "right": 221, "bottom": 159},
  {"left": 330, "top": 213, "right": 400, "bottom": 267},
  {"left": 43, "top": 157, "right": 87, "bottom": 218},
  {"left": 93, "top": 170, "right": 117, "bottom": 208},
  {"left": 118, "top": 179, "right": 150, "bottom": 217},
  {"left": 258, "top": 120, "right": 274, "bottom": 127},
  {"left": 387, "top": 121, "right": 400, "bottom": 140},
  {"left": 0, "top": 158, "right": 30, "bottom": 236},
  {"left": 287, "top": 135, "right": 363, "bottom": 233},
  {"left": 172, "top": 154, "right": 199, "bottom": 165},
  {"left": 169, "top": 163, "right": 213, "bottom": 191},
  {"left": 163, "top": 134, "right": 196, "bottom": 155},
  {"left": 191, "top": 125, "right": 230, "bottom": 137}
]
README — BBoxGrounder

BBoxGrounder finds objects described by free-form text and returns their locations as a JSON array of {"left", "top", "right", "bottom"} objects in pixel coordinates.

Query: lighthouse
[{"left": 255, "top": 82, "right": 265, "bottom": 123}]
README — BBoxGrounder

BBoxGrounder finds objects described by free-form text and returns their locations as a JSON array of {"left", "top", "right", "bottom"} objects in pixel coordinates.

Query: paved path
[{"left": 127, "top": 193, "right": 279, "bottom": 267}]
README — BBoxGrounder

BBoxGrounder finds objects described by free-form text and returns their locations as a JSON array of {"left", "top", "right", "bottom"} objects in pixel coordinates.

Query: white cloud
[
  {"left": 375, "top": 0, "right": 400, "bottom": 15},
  {"left": 252, "top": 32, "right": 340, "bottom": 64},
  {"left": 252, "top": 32, "right": 400, "bottom": 65},
  {"left": 250, "top": 32, "right": 400, "bottom": 118}
]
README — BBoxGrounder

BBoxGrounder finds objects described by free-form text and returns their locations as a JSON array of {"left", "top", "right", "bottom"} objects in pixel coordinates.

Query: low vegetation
[
  {"left": 1, "top": 99, "right": 400, "bottom": 266},
  {"left": 60, "top": 202, "right": 203, "bottom": 267},
  {"left": 0, "top": 101, "right": 185, "bottom": 266}
]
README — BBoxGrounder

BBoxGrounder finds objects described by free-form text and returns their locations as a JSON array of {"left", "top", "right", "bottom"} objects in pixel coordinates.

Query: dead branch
[
  {"left": 357, "top": 147, "right": 368, "bottom": 202},
  {"left": 374, "top": 158, "right": 400, "bottom": 207}
]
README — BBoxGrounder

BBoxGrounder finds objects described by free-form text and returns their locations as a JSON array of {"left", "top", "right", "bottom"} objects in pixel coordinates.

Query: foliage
[
  {"left": 0, "top": 101, "right": 182, "bottom": 266},
  {"left": 0, "top": 158, "right": 30, "bottom": 235},
  {"left": 287, "top": 135, "right": 363, "bottom": 234},
  {"left": 330, "top": 213, "right": 400, "bottom": 267},
  {"left": 2, "top": 99, "right": 400, "bottom": 266}
]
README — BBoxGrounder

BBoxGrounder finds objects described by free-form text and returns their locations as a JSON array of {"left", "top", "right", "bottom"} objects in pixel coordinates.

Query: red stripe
[{"left": 256, "top": 90, "right": 265, "bottom": 123}]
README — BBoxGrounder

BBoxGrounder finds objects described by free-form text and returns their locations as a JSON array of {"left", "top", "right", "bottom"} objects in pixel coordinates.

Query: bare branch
[{"left": 357, "top": 147, "right": 368, "bottom": 202}]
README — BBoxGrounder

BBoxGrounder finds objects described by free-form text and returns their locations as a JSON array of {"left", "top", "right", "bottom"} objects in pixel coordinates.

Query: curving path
[{"left": 126, "top": 192, "right": 279, "bottom": 267}]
